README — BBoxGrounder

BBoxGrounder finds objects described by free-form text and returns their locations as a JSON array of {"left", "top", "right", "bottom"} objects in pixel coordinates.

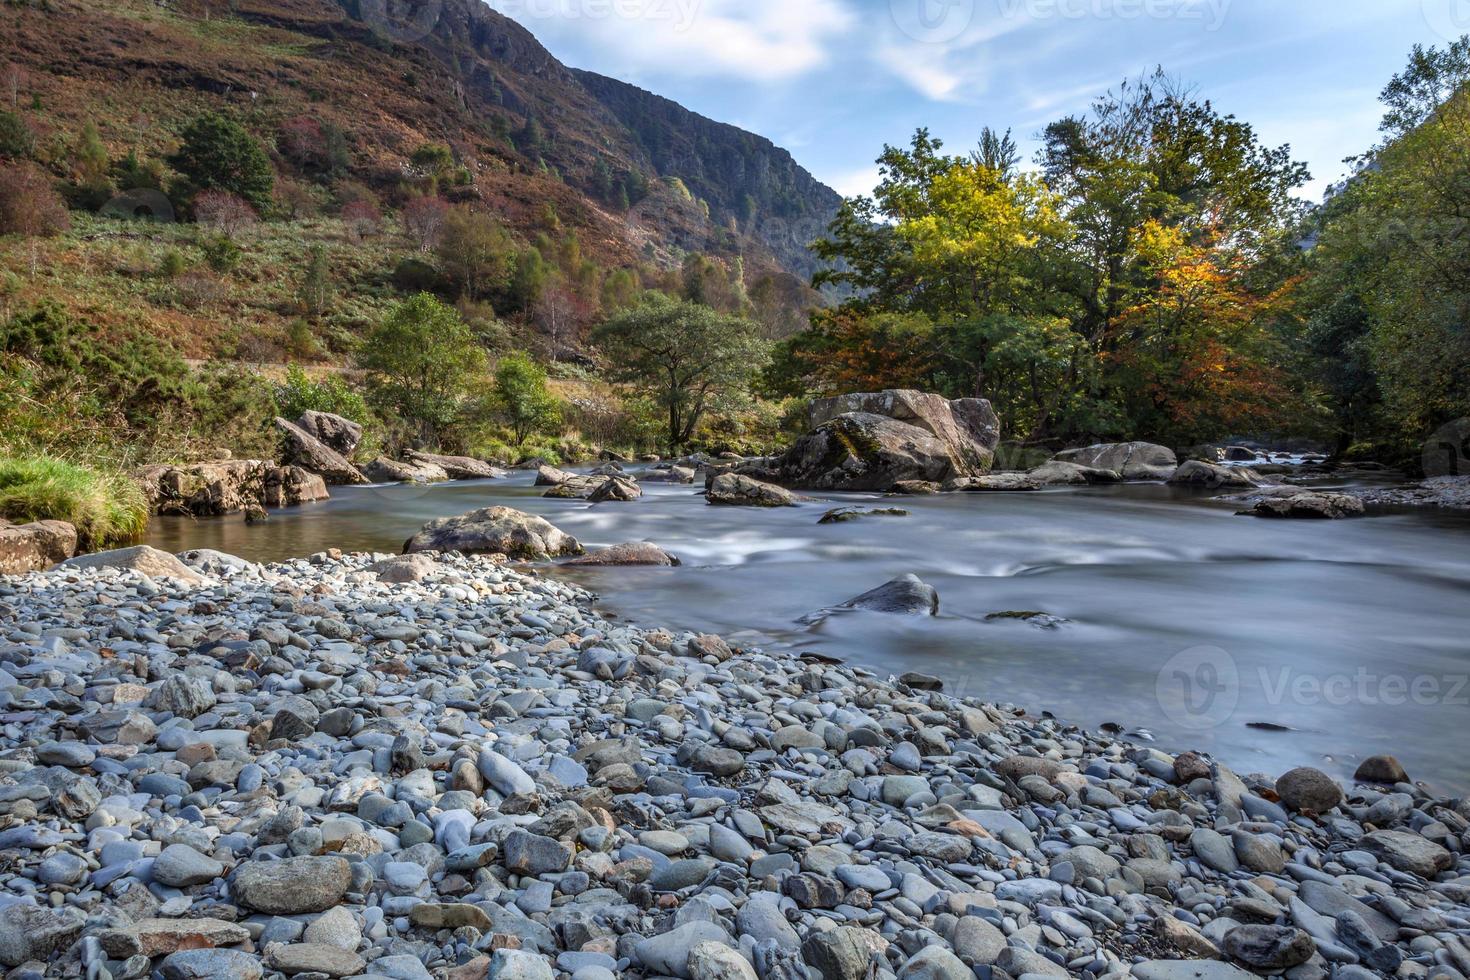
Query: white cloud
[
  {"left": 829, "top": 164, "right": 883, "bottom": 198},
  {"left": 490, "top": 0, "right": 857, "bottom": 82}
]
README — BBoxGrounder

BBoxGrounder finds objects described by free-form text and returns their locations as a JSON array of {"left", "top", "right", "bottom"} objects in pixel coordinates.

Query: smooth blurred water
[{"left": 147, "top": 469, "right": 1470, "bottom": 793}]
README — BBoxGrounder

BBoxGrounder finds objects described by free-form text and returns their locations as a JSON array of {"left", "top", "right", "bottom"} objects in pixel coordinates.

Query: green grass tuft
[{"left": 0, "top": 456, "right": 149, "bottom": 550}]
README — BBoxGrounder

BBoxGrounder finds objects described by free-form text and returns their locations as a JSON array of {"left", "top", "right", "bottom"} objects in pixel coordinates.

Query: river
[{"left": 146, "top": 468, "right": 1470, "bottom": 793}]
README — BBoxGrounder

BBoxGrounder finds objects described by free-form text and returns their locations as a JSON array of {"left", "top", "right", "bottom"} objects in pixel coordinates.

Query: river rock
[
  {"left": 296, "top": 410, "right": 363, "bottom": 456},
  {"left": 943, "top": 473, "right": 1041, "bottom": 491},
  {"left": 688, "top": 940, "right": 758, "bottom": 980},
  {"left": 0, "top": 518, "right": 76, "bottom": 574},
  {"left": 364, "top": 457, "right": 451, "bottom": 484},
  {"left": 816, "top": 574, "right": 939, "bottom": 619},
  {"left": 1362, "top": 829, "right": 1453, "bottom": 876},
  {"left": 635, "top": 921, "right": 730, "bottom": 978},
  {"left": 1027, "top": 459, "right": 1121, "bottom": 485},
  {"left": 266, "top": 942, "right": 365, "bottom": 977},
  {"left": 1221, "top": 925, "right": 1315, "bottom": 971},
  {"left": 371, "top": 553, "right": 441, "bottom": 582},
  {"left": 707, "top": 473, "right": 802, "bottom": 507},
  {"left": 274, "top": 416, "right": 366, "bottom": 484},
  {"left": 61, "top": 545, "right": 208, "bottom": 584},
  {"left": 159, "top": 948, "right": 263, "bottom": 980},
  {"left": 0, "top": 903, "right": 84, "bottom": 966},
  {"left": 153, "top": 843, "right": 225, "bottom": 886},
  {"left": 1354, "top": 755, "right": 1409, "bottom": 784},
  {"left": 261, "top": 464, "right": 330, "bottom": 508},
  {"left": 803, "top": 926, "right": 884, "bottom": 980},
  {"left": 1275, "top": 767, "right": 1343, "bottom": 813},
  {"left": 405, "top": 450, "right": 506, "bottom": 480},
  {"left": 404, "top": 506, "right": 583, "bottom": 559},
  {"left": 1052, "top": 441, "right": 1178, "bottom": 481},
  {"left": 563, "top": 542, "right": 680, "bottom": 566},
  {"left": 231, "top": 855, "right": 351, "bottom": 913},
  {"left": 1168, "top": 460, "right": 1265, "bottom": 488},
  {"left": 1235, "top": 488, "right": 1366, "bottom": 519},
  {"left": 588, "top": 475, "right": 642, "bottom": 502}
]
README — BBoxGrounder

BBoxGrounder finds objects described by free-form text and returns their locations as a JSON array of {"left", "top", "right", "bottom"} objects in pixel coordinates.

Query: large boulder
[
  {"left": 60, "top": 545, "right": 209, "bottom": 585},
  {"left": 295, "top": 411, "right": 362, "bottom": 456},
  {"left": 405, "top": 450, "right": 506, "bottom": 480},
  {"left": 1168, "top": 460, "right": 1266, "bottom": 489},
  {"left": 0, "top": 519, "right": 77, "bottom": 574},
  {"left": 770, "top": 390, "right": 1000, "bottom": 491},
  {"left": 1053, "top": 442, "right": 1178, "bottom": 481},
  {"left": 404, "top": 506, "right": 583, "bottom": 560},
  {"left": 808, "top": 390, "right": 1000, "bottom": 472},
  {"left": 363, "top": 457, "right": 450, "bottom": 484},
  {"left": 274, "top": 418, "right": 366, "bottom": 485}
]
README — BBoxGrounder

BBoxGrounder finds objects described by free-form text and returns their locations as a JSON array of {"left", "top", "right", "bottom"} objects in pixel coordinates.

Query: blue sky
[{"left": 488, "top": 0, "right": 1457, "bottom": 202}]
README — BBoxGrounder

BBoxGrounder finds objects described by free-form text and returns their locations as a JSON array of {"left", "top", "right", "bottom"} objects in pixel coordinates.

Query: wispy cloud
[{"left": 492, "top": 0, "right": 857, "bottom": 82}]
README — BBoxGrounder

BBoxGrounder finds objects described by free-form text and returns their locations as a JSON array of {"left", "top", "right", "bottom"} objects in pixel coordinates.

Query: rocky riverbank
[{"left": 0, "top": 549, "right": 1467, "bottom": 980}]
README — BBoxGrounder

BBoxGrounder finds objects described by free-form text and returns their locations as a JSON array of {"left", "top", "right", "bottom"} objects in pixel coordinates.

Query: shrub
[
  {"left": 493, "top": 352, "right": 560, "bottom": 446},
  {"left": 0, "top": 162, "right": 70, "bottom": 273},
  {"left": 199, "top": 234, "right": 242, "bottom": 274},
  {"left": 0, "top": 111, "right": 33, "bottom": 159},
  {"left": 157, "top": 248, "right": 188, "bottom": 279},
  {"left": 274, "top": 363, "right": 378, "bottom": 456},
  {"left": 194, "top": 189, "right": 257, "bottom": 236},
  {"left": 0, "top": 455, "right": 148, "bottom": 549}
]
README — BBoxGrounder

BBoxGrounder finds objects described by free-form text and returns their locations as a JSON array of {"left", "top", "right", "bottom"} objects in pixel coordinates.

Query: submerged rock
[
  {"left": 804, "top": 574, "right": 939, "bottom": 624},
  {"left": 563, "top": 542, "right": 680, "bottom": 566}
]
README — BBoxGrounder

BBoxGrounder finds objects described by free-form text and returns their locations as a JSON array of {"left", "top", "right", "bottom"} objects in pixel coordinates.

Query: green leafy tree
[
  {"left": 298, "top": 244, "right": 333, "bottom": 316},
  {"left": 0, "top": 111, "right": 32, "bottom": 160},
  {"left": 358, "top": 293, "right": 487, "bottom": 446},
  {"left": 593, "top": 293, "right": 767, "bottom": 452},
  {"left": 169, "top": 112, "right": 274, "bottom": 211},
  {"left": 493, "top": 352, "right": 560, "bottom": 446},
  {"left": 437, "top": 207, "right": 515, "bottom": 300}
]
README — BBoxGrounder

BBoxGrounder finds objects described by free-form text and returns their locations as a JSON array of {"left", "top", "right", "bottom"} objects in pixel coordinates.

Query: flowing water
[{"left": 146, "top": 469, "right": 1470, "bottom": 793}]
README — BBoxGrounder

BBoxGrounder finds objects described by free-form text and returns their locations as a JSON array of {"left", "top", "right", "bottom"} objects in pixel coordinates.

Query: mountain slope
[{"left": 0, "top": 0, "right": 840, "bottom": 282}]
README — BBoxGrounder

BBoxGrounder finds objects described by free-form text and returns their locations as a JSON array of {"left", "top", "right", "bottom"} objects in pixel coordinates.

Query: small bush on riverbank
[{"left": 0, "top": 456, "right": 149, "bottom": 549}]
